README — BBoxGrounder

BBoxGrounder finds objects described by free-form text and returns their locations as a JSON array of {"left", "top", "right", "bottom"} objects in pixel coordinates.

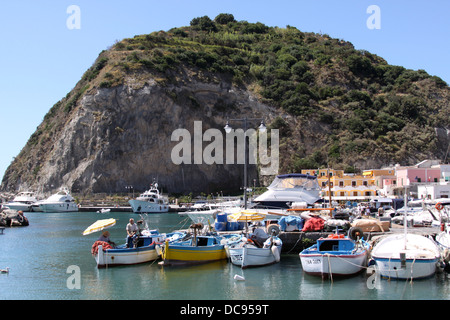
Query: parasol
[
  {"left": 82, "top": 218, "right": 116, "bottom": 235},
  {"left": 228, "top": 210, "right": 266, "bottom": 222}
]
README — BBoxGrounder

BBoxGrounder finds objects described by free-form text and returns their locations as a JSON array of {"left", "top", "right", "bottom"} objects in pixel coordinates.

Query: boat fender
[
  {"left": 267, "top": 224, "right": 280, "bottom": 236},
  {"left": 436, "top": 203, "right": 444, "bottom": 211},
  {"left": 348, "top": 227, "right": 364, "bottom": 240},
  {"left": 271, "top": 245, "right": 280, "bottom": 262}
]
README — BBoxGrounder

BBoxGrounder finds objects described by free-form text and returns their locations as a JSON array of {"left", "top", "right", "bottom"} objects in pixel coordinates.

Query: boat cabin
[
  {"left": 316, "top": 236, "right": 355, "bottom": 253},
  {"left": 193, "top": 236, "right": 218, "bottom": 247}
]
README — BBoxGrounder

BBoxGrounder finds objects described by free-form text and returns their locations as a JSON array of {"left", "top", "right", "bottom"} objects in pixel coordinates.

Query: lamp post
[{"left": 224, "top": 117, "right": 266, "bottom": 209}]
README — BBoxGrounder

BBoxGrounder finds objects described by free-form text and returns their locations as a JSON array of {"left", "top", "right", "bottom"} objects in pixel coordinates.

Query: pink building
[{"left": 396, "top": 167, "right": 441, "bottom": 187}]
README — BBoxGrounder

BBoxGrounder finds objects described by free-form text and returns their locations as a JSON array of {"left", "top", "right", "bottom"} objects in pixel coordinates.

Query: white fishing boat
[
  {"left": 299, "top": 233, "right": 370, "bottom": 278},
  {"left": 38, "top": 187, "right": 78, "bottom": 213},
  {"left": 84, "top": 217, "right": 182, "bottom": 268},
  {"left": 129, "top": 183, "right": 169, "bottom": 213},
  {"left": 3, "top": 192, "right": 38, "bottom": 212},
  {"left": 227, "top": 235, "right": 282, "bottom": 268},
  {"left": 371, "top": 193, "right": 441, "bottom": 280},
  {"left": 253, "top": 173, "right": 321, "bottom": 209},
  {"left": 370, "top": 233, "right": 440, "bottom": 280}
]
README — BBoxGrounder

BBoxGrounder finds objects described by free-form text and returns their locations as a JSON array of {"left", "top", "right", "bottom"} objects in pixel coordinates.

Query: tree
[
  {"left": 214, "top": 13, "right": 236, "bottom": 25},
  {"left": 190, "top": 16, "right": 217, "bottom": 32}
]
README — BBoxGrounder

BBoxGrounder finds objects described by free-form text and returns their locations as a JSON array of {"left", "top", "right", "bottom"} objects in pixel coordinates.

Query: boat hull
[
  {"left": 371, "top": 257, "right": 439, "bottom": 280},
  {"left": 162, "top": 243, "right": 227, "bottom": 265},
  {"left": 300, "top": 251, "right": 367, "bottom": 277},
  {"left": 39, "top": 202, "right": 79, "bottom": 212},
  {"left": 228, "top": 245, "right": 281, "bottom": 268},
  {"left": 4, "top": 203, "right": 33, "bottom": 212},
  {"left": 129, "top": 199, "right": 169, "bottom": 213},
  {"left": 95, "top": 244, "right": 161, "bottom": 268},
  {"left": 371, "top": 234, "right": 440, "bottom": 280}
]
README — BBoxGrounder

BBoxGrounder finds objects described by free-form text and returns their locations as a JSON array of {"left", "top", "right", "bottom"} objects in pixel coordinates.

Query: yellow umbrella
[
  {"left": 82, "top": 218, "right": 116, "bottom": 235},
  {"left": 228, "top": 210, "right": 266, "bottom": 222}
]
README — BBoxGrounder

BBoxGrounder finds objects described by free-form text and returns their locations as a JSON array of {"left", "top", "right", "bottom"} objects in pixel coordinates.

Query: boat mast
[{"left": 404, "top": 186, "right": 408, "bottom": 250}]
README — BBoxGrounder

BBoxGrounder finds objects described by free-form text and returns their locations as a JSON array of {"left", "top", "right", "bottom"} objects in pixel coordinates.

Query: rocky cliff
[{"left": 1, "top": 15, "right": 449, "bottom": 195}]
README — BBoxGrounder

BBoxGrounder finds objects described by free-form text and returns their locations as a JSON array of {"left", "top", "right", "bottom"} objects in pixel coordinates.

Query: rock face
[
  {"left": 2, "top": 74, "right": 277, "bottom": 195},
  {"left": 1, "top": 19, "right": 449, "bottom": 195}
]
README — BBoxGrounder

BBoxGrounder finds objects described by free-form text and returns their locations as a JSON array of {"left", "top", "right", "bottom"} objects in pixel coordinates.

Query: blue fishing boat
[
  {"left": 160, "top": 223, "right": 241, "bottom": 266},
  {"left": 299, "top": 233, "right": 370, "bottom": 278}
]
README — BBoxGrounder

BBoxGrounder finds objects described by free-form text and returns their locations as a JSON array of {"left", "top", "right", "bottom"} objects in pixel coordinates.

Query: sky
[{"left": 0, "top": 0, "right": 449, "bottom": 184}]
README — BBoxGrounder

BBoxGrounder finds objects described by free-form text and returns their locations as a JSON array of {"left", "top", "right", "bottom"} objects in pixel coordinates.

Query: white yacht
[
  {"left": 253, "top": 173, "right": 322, "bottom": 209},
  {"left": 129, "top": 183, "right": 169, "bottom": 213},
  {"left": 38, "top": 187, "right": 79, "bottom": 213},
  {"left": 4, "top": 191, "right": 38, "bottom": 212}
]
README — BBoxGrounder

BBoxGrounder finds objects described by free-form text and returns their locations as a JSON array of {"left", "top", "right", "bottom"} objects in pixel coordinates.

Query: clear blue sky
[{"left": 0, "top": 0, "right": 449, "bottom": 183}]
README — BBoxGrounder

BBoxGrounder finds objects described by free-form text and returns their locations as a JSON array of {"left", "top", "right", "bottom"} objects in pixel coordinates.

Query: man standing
[{"left": 126, "top": 218, "right": 139, "bottom": 248}]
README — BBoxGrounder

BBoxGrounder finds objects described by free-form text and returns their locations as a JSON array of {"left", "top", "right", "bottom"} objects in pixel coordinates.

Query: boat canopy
[{"left": 268, "top": 174, "right": 320, "bottom": 191}]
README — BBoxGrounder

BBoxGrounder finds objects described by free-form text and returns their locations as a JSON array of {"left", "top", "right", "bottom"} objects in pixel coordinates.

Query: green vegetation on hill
[{"left": 35, "top": 14, "right": 450, "bottom": 173}]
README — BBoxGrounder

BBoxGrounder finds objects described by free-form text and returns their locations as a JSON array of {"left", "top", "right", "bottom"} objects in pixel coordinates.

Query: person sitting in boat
[
  {"left": 126, "top": 218, "right": 139, "bottom": 248},
  {"left": 249, "top": 225, "right": 269, "bottom": 248},
  {"left": 97, "top": 230, "right": 116, "bottom": 248}
]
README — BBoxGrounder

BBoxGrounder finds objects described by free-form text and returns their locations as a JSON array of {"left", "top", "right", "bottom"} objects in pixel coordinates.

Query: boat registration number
[{"left": 304, "top": 258, "right": 321, "bottom": 265}]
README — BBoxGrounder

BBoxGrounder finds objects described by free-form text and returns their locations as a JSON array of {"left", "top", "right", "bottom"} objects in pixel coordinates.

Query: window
[
  {"left": 340, "top": 192, "right": 345, "bottom": 196},
  {"left": 339, "top": 181, "right": 344, "bottom": 187},
  {"left": 352, "top": 181, "right": 356, "bottom": 187},
  {"left": 363, "top": 181, "right": 368, "bottom": 186},
  {"left": 353, "top": 191, "right": 358, "bottom": 196}
]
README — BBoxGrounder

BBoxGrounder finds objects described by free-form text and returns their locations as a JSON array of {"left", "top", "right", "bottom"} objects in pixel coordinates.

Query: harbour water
[{"left": 1, "top": 211, "right": 450, "bottom": 301}]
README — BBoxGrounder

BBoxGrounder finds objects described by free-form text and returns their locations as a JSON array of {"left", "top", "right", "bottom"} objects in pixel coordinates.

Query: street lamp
[{"left": 224, "top": 117, "right": 266, "bottom": 209}]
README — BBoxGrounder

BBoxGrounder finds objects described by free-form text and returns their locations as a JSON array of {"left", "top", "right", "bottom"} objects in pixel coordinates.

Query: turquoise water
[{"left": 1, "top": 211, "right": 450, "bottom": 301}]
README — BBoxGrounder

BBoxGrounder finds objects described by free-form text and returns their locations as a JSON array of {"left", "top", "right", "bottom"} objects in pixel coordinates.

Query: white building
[{"left": 417, "top": 183, "right": 450, "bottom": 200}]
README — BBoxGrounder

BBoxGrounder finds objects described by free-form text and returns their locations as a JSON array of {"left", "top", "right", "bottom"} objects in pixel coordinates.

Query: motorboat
[
  {"left": 180, "top": 199, "right": 242, "bottom": 225},
  {"left": 129, "top": 183, "right": 169, "bottom": 213},
  {"left": 3, "top": 192, "right": 38, "bottom": 212},
  {"left": 38, "top": 187, "right": 78, "bottom": 212},
  {"left": 227, "top": 235, "right": 282, "bottom": 268},
  {"left": 253, "top": 173, "right": 321, "bottom": 209},
  {"left": 370, "top": 233, "right": 440, "bottom": 280},
  {"left": 299, "top": 233, "right": 370, "bottom": 278}
]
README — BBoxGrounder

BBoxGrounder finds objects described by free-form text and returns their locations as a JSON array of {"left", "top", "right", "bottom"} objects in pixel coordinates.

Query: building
[
  {"left": 383, "top": 161, "right": 442, "bottom": 197},
  {"left": 301, "top": 168, "right": 378, "bottom": 201}
]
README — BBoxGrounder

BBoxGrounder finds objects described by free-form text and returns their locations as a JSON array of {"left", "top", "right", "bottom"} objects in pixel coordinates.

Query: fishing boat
[
  {"left": 160, "top": 224, "right": 241, "bottom": 266},
  {"left": 84, "top": 216, "right": 184, "bottom": 268},
  {"left": 370, "top": 233, "right": 440, "bottom": 280},
  {"left": 227, "top": 235, "right": 282, "bottom": 268},
  {"left": 370, "top": 194, "right": 441, "bottom": 280},
  {"left": 299, "top": 233, "right": 370, "bottom": 278},
  {"left": 129, "top": 183, "right": 169, "bottom": 213},
  {"left": 38, "top": 187, "right": 78, "bottom": 212},
  {"left": 91, "top": 229, "right": 166, "bottom": 268}
]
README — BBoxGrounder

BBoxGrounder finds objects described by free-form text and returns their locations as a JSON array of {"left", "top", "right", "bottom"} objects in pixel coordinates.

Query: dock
[{"left": 78, "top": 205, "right": 185, "bottom": 212}]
